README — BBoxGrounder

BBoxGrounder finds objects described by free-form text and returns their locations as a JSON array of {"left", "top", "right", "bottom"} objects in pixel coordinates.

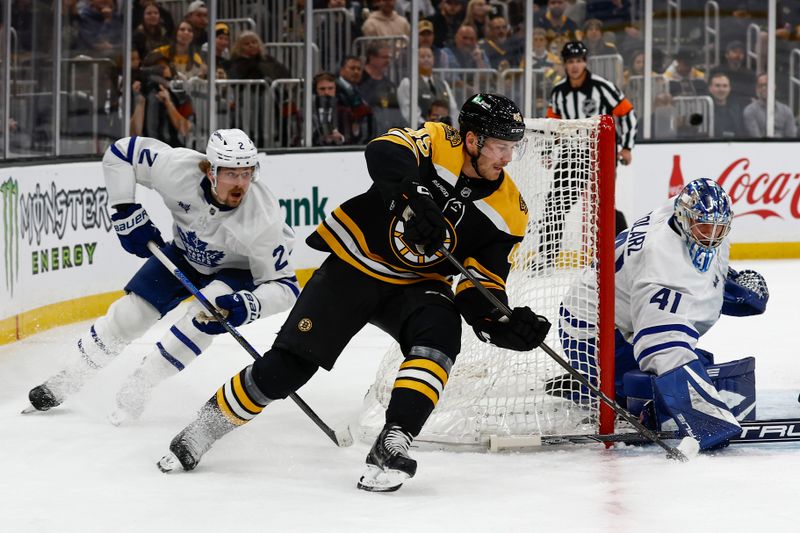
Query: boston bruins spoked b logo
[{"left": 389, "top": 216, "right": 456, "bottom": 267}]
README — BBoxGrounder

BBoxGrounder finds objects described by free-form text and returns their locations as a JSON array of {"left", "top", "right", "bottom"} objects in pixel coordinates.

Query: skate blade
[
  {"left": 21, "top": 404, "right": 39, "bottom": 415},
  {"left": 356, "top": 464, "right": 409, "bottom": 492},
  {"left": 157, "top": 452, "right": 181, "bottom": 473}
]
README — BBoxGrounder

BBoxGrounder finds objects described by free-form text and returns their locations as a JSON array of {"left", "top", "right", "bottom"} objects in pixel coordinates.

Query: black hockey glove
[
  {"left": 392, "top": 181, "right": 447, "bottom": 255},
  {"left": 111, "top": 203, "right": 165, "bottom": 258},
  {"left": 473, "top": 306, "right": 551, "bottom": 351}
]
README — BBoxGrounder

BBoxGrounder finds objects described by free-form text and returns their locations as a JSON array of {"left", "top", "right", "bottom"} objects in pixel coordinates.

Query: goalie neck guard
[
  {"left": 206, "top": 128, "right": 260, "bottom": 185},
  {"left": 674, "top": 178, "right": 732, "bottom": 273}
]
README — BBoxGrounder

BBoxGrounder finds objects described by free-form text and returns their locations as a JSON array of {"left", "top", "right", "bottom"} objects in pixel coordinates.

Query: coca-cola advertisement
[{"left": 623, "top": 144, "right": 800, "bottom": 247}]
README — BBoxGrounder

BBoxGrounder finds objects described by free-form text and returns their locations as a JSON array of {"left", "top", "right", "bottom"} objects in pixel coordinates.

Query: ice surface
[{"left": 1, "top": 259, "right": 799, "bottom": 532}]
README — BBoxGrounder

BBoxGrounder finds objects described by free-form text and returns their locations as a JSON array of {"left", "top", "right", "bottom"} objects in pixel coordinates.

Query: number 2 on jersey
[
  {"left": 650, "top": 287, "right": 683, "bottom": 313},
  {"left": 273, "top": 245, "right": 288, "bottom": 270}
]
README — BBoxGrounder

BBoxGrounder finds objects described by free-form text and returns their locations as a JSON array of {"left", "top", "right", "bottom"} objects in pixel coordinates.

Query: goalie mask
[
  {"left": 674, "top": 178, "right": 732, "bottom": 273},
  {"left": 206, "top": 129, "right": 260, "bottom": 188}
]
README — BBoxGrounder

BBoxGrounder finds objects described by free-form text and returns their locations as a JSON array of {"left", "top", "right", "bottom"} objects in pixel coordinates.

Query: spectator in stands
[
  {"left": 709, "top": 41, "right": 756, "bottom": 104},
  {"left": 419, "top": 19, "right": 449, "bottom": 68},
  {"left": 585, "top": 0, "right": 632, "bottom": 34},
  {"left": 228, "top": 31, "right": 291, "bottom": 81},
  {"left": 531, "top": 27, "right": 560, "bottom": 70},
  {"left": 480, "top": 15, "right": 523, "bottom": 70},
  {"left": 336, "top": 55, "right": 373, "bottom": 144},
  {"left": 443, "top": 25, "right": 490, "bottom": 69},
  {"left": 397, "top": 46, "right": 459, "bottom": 128},
  {"left": 743, "top": 74, "right": 797, "bottom": 138},
  {"left": 359, "top": 44, "right": 404, "bottom": 135},
  {"left": 425, "top": 98, "right": 454, "bottom": 125},
  {"left": 582, "top": 19, "right": 618, "bottom": 57},
  {"left": 361, "top": 0, "right": 411, "bottom": 37},
  {"left": 185, "top": 0, "right": 209, "bottom": 48},
  {"left": 429, "top": 0, "right": 466, "bottom": 49},
  {"left": 133, "top": 0, "right": 175, "bottom": 36},
  {"left": 77, "top": 0, "right": 123, "bottom": 57},
  {"left": 708, "top": 72, "right": 746, "bottom": 139},
  {"left": 148, "top": 20, "right": 206, "bottom": 80},
  {"left": 141, "top": 62, "right": 193, "bottom": 147},
  {"left": 463, "top": 0, "right": 492, "bottom": 40},
  {"left": 132, "top": 1, "right": 170, "bottom": 60},
  {"left": 201, "top": 22, "right": 232, "bottom": 75},
  {"left": 720, "top": 2, "right": 765, "bottom": 52},
  {"left": 538, "top": 0, "right": 578, "bottom": 44},
  {"left": 312, "top": 72, "right": 347, "bottom": 146},
  {"left": 664, "top": 50, "right": 707, "bottom": 96}
]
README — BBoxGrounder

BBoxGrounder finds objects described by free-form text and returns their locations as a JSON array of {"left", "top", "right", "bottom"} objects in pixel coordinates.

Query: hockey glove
[
  {"left": 193, "top": 290, "right": 262, "bottom": 335},
  {"left": 393, "top": 181, "right": 447, "bottom": 255},
  {"left": 111, "top": 203, "right": 165, "bottom": 258},
  {"left": 473, "top": 306, "right": 551, "bottom": 351},
  {"left": 722, "top": 268, "right": 769, "bottom": 316}
]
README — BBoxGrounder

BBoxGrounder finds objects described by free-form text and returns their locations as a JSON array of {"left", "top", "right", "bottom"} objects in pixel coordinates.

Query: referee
[{"left": 539, "top": 41, "right": 637, "bottom": 268}]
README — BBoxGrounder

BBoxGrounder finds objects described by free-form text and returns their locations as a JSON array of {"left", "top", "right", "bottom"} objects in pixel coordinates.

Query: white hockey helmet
[{"left": 206, "top": 128, "right": 260, "bottom": 184}]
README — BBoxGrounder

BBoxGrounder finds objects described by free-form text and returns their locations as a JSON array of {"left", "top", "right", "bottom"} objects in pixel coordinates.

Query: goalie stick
[
  {"left": 493, "top": 418, "right": 800, "bottom": 448},
  {"left": 438, "top": 247, "right": 689, "bottom": 462},
  {"left": 146, "top": 241, "right": 354, "bottom": 448}
]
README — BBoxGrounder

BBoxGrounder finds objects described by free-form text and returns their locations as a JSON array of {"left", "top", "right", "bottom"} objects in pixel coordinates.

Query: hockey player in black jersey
[{"left": 156, "top": 93, "right": 551, "bottom": 492}]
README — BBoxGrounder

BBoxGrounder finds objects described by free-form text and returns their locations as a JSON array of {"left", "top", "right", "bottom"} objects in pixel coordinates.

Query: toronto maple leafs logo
[
  {"left": 176, "top": 227, "right": 225, "bottom": 267},
  {"left": 178, "top": 201, "right": 191, "bottom": 213}
]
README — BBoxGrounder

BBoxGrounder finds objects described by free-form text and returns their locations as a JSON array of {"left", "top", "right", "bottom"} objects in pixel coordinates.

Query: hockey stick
[
  {"left": 493, "top": 418, "right": 800, "bottom": 448},
  {"left": 146, "top": 241, "right": 353, "bottom": 447},
  {"left": 439, "top": 247, "right": 688, "bottom": 462}
]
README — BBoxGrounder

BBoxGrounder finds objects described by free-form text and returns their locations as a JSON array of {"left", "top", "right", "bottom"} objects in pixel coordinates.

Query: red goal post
[{"left": 358, "top": 115, "right": 617, "bottom": 448}]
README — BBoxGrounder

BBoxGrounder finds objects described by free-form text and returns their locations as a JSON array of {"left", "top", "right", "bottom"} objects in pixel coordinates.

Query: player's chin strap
[{"left": 470, "top": 134, "right": 489, "bottom": 180}]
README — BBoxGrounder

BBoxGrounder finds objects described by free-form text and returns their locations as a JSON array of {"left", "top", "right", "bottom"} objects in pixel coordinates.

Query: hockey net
[{"left": 358, "top": 116, "right": 617, "bottom": 448}]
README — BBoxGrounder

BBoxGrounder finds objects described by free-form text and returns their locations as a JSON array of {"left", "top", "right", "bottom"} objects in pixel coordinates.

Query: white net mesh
[{"left": 358, "top": 117, "right": 611, "bottom": 447}]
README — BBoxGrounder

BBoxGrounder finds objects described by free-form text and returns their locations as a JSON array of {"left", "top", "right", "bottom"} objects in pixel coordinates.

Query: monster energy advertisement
[{"left": 0, "top": 162, "right": 169, "bottom": 322}]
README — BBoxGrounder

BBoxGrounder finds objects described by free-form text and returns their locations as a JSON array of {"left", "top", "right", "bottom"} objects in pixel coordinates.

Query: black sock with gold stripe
[
  {"left": 211, "top": 364, "right": 274, "bottom": 427},
  {"left": 384, "top": 346, "right": 453, "bottom": 437}
]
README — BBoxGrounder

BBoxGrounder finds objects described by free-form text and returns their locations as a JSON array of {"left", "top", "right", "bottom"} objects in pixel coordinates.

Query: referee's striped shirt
[{"left": 546, "top": 71, "right": 637, "bottom": 150}]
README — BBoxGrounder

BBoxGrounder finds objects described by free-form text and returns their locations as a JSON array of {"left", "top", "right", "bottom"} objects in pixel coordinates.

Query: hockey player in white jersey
[
  {"left": 556, "top": 178, "right": 768, "bottom": 450},
  {"left": 25, "top": 129, "right": 300, "bottom": 422}
]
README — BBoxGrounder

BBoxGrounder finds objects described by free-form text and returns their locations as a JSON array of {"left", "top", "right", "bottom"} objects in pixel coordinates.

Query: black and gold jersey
[{"left": 306, "top": 121, "right": 529, "bottom": 323}]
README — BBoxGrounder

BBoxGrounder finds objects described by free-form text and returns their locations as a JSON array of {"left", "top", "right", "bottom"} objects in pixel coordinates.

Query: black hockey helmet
[
  {"left": 458, "top": 93, "right": 525, "bottom": 142},
  {"left": 561, "top": 40, "right": 588, "bottom": 61}
]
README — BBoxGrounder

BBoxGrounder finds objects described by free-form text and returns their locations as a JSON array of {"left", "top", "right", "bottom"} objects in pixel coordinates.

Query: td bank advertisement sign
[{"left": 623, "top": 142, "right": 800, "bottom": 246}]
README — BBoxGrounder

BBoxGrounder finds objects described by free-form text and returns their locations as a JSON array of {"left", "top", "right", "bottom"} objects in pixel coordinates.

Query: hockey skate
[
  {"left": 357, "top": 424, "right": 417, "bottom": 492},
  {"left": 22, "top": 384, "right": 62, "bottom": 413},
  {"left": 157, "top": 401, "right": 235, "bottom": 473}
]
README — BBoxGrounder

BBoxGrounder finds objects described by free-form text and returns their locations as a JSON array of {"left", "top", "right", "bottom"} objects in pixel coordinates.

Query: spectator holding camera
[
  {"left": 312, "top": 73, "right": 346, "bottom": 146},
  {"left": 140, "top": 61, "right": 193, "bottom": 147},
  {"left": 148, "top": 20, "right": 206, "bottom": 80},
  {"left": 397, "top": 45, "right": 458, "bottom": 128}
]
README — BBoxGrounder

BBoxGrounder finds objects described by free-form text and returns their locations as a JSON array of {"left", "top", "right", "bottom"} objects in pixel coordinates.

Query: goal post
[{"left": 358, "top": 115, "right": 618, "bottom": 448}]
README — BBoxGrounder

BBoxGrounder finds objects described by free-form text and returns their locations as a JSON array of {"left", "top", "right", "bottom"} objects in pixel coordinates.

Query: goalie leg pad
[
  {"left": 654, "top": 359, "right": 741, "bottom": 450},
  {"left": 623, "top": 356, "right": 756, "bottom": 429}
]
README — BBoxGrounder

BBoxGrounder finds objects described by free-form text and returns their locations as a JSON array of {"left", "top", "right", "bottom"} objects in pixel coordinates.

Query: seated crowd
[{"left": 5, "top": 0, "right": 799, "bottom": 151}]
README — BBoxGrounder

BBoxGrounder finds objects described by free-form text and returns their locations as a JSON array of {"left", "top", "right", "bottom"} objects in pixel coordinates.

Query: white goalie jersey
[
  {"left": 102, "top": 136, "right": 299, "bottom": 315},
  {"left": 562, "top": 202, "right": 730, "bottom": 375}
]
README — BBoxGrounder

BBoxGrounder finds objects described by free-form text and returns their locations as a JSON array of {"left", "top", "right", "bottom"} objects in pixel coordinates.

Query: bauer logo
[{"left": 1, "top": 177, "right": 20, "bottom": 296}]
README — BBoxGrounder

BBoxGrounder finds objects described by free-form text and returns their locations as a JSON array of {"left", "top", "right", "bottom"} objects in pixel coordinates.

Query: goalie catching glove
[
  {"left": 111, "top": 203, "right": 165, "bottom": 258},
  {"left": 193, "top": 290, "right": 262, "bottom": 335},
  {"left": 722, "top": 268, "right": 769, "bottom": 316},
  {"left": 473, "top": 307, "right": 551, "bottom": 351},
  {"left": 392, "top": 180, "right": 447, "bottom": 255}
]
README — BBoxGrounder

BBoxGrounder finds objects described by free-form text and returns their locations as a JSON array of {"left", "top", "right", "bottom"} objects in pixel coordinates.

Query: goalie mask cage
[{"left": 358, "top": 115, "right": 617, "bottom": 448}]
